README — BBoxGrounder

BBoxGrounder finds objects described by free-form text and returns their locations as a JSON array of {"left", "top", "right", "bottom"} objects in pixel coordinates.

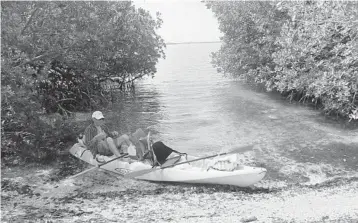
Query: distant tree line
[
  {"left": 206, "top": 1, "right": 358, "bottom": 121},
  {"left": 1, "top": 1, "right": 165, "bottom": 163}
]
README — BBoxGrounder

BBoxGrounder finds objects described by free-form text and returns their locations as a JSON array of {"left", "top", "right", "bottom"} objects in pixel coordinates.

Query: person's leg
[
  {"left": 105, "top": 137, "right": 122, "bottom": 157},
  {"left": 97, "top": 140, "right": 113, "bottom": 156},
  {"left": 129, "top": 128, "right": 147, "bottom": 160},
  {"left": 114, "top": 134, "right": 132, "bottom": 150}
]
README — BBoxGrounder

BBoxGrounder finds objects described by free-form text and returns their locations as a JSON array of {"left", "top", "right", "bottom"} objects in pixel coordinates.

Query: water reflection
[{"left": 107, "top": 89, "right": 164, "bottom": 137}]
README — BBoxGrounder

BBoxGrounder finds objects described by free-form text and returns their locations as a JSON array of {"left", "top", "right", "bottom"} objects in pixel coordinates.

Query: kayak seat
[
  {"left": 152, "top": 141, "right": 173, "bottom": 165},
  {"left": 137, "top": 132, "right": 186, "bottom": 167},
  {"left": 161, "top": 155, "right": 182, "bottom": 168},
  {"left": 151, "top": 141, "right": 187, "bottom": 166}
]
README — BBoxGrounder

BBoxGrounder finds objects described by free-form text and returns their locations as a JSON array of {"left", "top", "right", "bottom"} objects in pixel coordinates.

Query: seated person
[
  {"left": 83, "top": 111, "right": 132, "bottom": 158},
  {"left": 82, "top": 111, "right": 183, "bottom": 164}
]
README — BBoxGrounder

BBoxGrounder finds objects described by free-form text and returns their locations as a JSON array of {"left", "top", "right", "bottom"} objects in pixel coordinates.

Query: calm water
[{"left": 105, "top": 43, "right": 357, "bottom": 185}]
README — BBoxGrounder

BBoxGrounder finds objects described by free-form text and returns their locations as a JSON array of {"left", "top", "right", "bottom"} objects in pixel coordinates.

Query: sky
[{"left": 133, "top": 0, "right": 222, "bottom": 43}]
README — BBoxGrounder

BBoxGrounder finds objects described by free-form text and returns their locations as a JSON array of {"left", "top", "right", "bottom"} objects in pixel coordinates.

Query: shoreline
[{"left": 2, "top": 162, "right": 358, "bottom": 222}]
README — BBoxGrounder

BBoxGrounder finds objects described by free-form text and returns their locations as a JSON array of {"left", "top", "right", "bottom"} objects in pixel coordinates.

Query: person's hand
[
  {"left": 112, "top": 131, "right": 119, "bottom": 137},
  {"left": 96, "top": 132, "right": 107, "bottom": 141}
]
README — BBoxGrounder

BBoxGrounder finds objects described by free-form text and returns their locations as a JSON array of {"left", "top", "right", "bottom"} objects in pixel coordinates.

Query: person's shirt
[{"left": 84, "top": 123, "right": 113, "bottom": 157}]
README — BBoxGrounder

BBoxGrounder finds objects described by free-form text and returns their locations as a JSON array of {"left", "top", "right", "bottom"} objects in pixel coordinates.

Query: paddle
[
  {"left": 124, "top": 144, "right": 254, "bottom": 179},
  {"left": 68, "top": 153, "right": 129, "bottom": 179}
]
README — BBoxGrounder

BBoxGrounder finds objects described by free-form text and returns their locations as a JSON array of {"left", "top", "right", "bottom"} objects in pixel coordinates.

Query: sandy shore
[{"left": 2, "top": 166, "right": 358, "bottom": 223}]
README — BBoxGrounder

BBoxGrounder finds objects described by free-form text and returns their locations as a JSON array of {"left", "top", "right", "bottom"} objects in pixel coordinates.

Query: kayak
[{"left": 69, "top": 143, "right": 267, "bottom": 187}]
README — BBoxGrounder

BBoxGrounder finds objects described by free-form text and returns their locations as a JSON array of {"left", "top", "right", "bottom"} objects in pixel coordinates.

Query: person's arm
[{"left": 103, "top": 124, "right": 117, "bottom": 138}]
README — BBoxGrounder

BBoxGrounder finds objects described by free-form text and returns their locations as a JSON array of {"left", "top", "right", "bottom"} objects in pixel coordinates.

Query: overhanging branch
[{"left": 21, "top": 6, "right": 41, "bottom": 35}]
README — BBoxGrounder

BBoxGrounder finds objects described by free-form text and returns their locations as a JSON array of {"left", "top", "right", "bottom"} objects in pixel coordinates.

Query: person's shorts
[{"left": 97, "top": 140, "right": 113, "bottom": 156}]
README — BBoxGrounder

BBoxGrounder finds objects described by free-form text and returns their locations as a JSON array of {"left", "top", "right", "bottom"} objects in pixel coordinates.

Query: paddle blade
[
  {"left": 124, "top": 168, "right": 155, "bottom": 179},
  {"left": 68, "top": 166, "right": 97, "bottom": 179}
]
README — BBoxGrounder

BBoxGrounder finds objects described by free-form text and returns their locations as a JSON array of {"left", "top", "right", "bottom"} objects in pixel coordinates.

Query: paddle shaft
[
  {"left": 124, "top": 145, "right": 253, "bottom": 178},
  {"left": 69, "top": 153, "right": 128, "bottom": 179},
  {"left": 161, "top": 152, "right": 229, "bottom": 170}
]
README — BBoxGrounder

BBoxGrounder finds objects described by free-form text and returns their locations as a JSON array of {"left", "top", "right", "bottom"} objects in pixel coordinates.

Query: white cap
[{"left": 92, "top": 111, "right": 105, "bottom": 120}]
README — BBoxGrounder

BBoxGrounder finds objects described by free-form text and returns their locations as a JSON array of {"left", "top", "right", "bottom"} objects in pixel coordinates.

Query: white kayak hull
[{"left": 70, "top": 143, "right": 267, "bottom": 187}]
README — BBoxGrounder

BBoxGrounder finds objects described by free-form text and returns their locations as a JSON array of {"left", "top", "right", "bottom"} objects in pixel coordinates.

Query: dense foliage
[
  {"left": 206, "top": 1, "right": 358, "bottom": 120},
  {"left": 1, "top": 1, "right": 165, "bottom": 163}
]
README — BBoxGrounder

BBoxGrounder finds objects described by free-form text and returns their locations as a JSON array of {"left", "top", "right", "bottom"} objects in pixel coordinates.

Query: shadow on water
[
  {"left": 240, "top": 82, "right": 358, "bottom": 129},
  {"left": 283, "top": 142, "right": 358, "bottom": 171}
]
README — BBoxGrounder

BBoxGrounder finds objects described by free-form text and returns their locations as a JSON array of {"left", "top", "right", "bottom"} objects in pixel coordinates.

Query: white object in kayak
[
  {"left": 69, "top": 143, "right": 267, "bottom": 187},
  {"left": 127, "top": 144, "right": 137, "bottom": 156}
]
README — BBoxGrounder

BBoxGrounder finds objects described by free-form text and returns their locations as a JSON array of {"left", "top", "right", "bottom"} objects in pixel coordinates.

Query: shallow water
[
  {"left": 106, "top": 43, "right": 358, "bottom": 187},
  {"left": 2, "top": 43, "right": 358, "bottom": 222}
]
